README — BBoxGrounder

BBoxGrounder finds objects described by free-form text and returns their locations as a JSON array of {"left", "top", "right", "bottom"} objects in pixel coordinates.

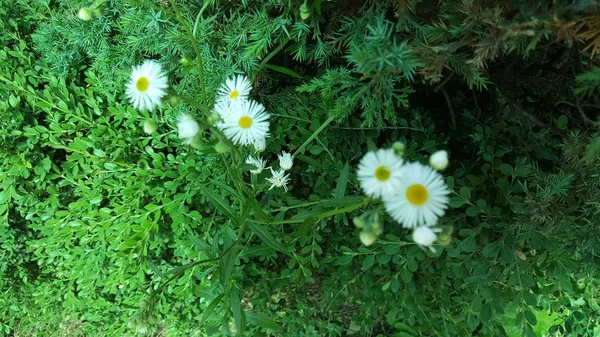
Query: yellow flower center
[
  {"left": 238, "top": 116, "right": 253, "bottom": 129},
  {"left": 374, "top": 166, "right": 391, "bottom": 181},
  {"left": 406, "top": 184, "right": 428, "bottom": 205},
  {"left": 229, "top": 90, "right": 239, "bottom": 99},
  {"left": 136, "top": 77, "right": 149, "bottom": 92}
]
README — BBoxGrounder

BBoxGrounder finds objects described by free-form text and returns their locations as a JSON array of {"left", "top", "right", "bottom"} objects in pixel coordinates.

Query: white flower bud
[
  {"left": 412, "top": 226, "right": 438, "bottom": 247},
  {"left": 176, "top": 114, "right": 200, "bottom": 144},
  {"left": 359, "top": 231, "right": 377, "bottom": 246},
  {"left": 253, "top": 137, "right": 266, "bottom": 152},
  {"left": 278, "top": 151, "right": 293, "bottom": 170},
  {"left": 429, "top": 150, "right": 449, "bottom": 171}
]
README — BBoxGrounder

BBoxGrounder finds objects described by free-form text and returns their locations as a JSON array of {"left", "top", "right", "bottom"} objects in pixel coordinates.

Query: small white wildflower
[
  {"left": 429, "top": 150, "right": 449, "bottom": 171},
  {"left": 412, "top": 226, "right": 442, "bottom": 252},
  {"left": 278, "top": 151, "right": 293, "bottom": 170},
  {"left": 266, "top": 168, "right": 290, "bottom": 192},
  {"left": 216, "top": 99, "right": 270, "bottom": 146},
  {"left": 383, "top": 162, "right": 450, "bottom": 229},
  {"left": 357, "top": 148, "right": 404, "bottom": 199},
  {"left": 217, "top": 75, "right": 252, "bottom": 104},
  {"left": 125, "top": 60, "right": 168, "bottom": 111},
  {"left": 246, "top": 156, "right": 266, "bottom": 174},
  {"left": 176, "top": 114, "right": 200, "bottom": 144}
]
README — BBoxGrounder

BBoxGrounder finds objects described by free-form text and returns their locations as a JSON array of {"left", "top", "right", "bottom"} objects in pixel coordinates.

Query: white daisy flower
[
  {"left": 125, "top": 60, "right": 168, "bottom": 111},
  {"left": 253, "top": 136, "right": 267, "bottom": 152},
  {"left": 218, "top": 75, "right": 252, "bottom": 103},
  {"left": 176, "top": 114, "right": 200, "bottom": 144},
  {"left": 412, "top": 226, "right": 441, "bottom": 251},
  {"left": 217, "top": 99, "right": 270, "bottom": 146},
  {"left": 383, "top": 162, "right": 450, "bottom": 229},
  {"left": 429, "top": 150, "right": 449, "bottom": 171},
  {"left": 266, "top": 168, "right": 290, "bottom": 192},
  {"left": 278, "top": 151, "right": 293, "bottom": 170},
  {"left": 356, "top": 148, "right": 404, "bottom": 199},
  {"left": 246, "top": 156, "right": 266, "bottom": 174}
]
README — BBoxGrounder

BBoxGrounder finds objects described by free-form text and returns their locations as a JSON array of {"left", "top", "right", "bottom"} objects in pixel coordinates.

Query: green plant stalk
[{"left": 168, "top": 0, "right": 207, "bottom": 104}]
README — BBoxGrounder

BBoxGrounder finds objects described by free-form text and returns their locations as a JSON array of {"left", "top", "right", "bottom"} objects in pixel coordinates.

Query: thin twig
[
  {"left": 496, "top": 90, "right": 549, "bottom": 128},
  {"left": 556, "top": 100, "right": 594, "bottom": 126},
  {"left": 441, "top": 87, "right": 457, "bottom": 129}
]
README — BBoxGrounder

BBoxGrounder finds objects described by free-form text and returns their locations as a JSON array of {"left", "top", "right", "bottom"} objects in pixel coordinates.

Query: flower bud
[
  {"left": 371, "top": 221, "right": 383, "bottom": 236},
  {"left": 429, "top": 150, "right": 449, "bottom": 171},
  {"left": 215, "top": 141, "right": 229, "bottom": 153},
  {"left": 392, "top": 141, "right": 405, "bottom": 157},
  {"left": 300, "top": 3, "right": 310, "bottom": 20},
  {"left": 189, "top": 138, "right": 203, "bottom": 149},
  {"left": 78, "top": 7, "right": 93, "bottom": 21},
  {"left": 207, "top": 113, "right": 220, "bottom": 126},
  {"left": 168, "top": 95, "right": 181, "bottom": 105},
  {"left": 412, "top": 226, "right": 438, "bottom": 247},
  {"left": 352, "top": 217, "right": 365, "bottom": 228},
  {"left": 359, "top": 231, "right": 377, "bottom": 247},
  {"left": 142, "top": 120, "right": 158, "bottom": 134}
]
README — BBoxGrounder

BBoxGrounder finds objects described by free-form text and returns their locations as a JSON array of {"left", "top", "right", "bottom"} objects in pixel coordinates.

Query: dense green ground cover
[{"left": 1, "top": 0, "right": 600, "bottom": 336}]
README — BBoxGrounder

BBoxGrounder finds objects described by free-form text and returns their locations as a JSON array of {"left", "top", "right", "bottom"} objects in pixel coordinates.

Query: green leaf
[
  {"left": 466, "top": 207, "right": 480, "bottom": 217},
  {"left": 449, "top": 197, "right": 465, "bottom": 208},
  {"left": 446, "top": 176, "right": 454, "bottom": 189},
  {"left": 524, "top": 309, "right": 537, "bottom": 326},
  {"left": 199, "top": 184, "right": 238, "bottom": 223},
  {"left": 230, "top": 286, "right": 245, "bottom": 336},
  {"left": 461, "top": 236, "right": 476, "bottom": 253},
  {"left": 362, "top": 255, "right": 375, "bottom": 270},
  {"left": 337, "top": 254, "right": 354, "bottom": 265},
  {"left": 481, "top": 242, "right": 500, "bottom": 257},
  {"left": 248, "top": 223, "right": 290, "bottom": 256},
  {"left": 523, "top": 292, "right": 537, "bottom": 306},
  {"left": 481, "top": 303, "right": 492, "bottom": 322},
  {"left": 334, "top": 162, "right": 350, "bottom": 199},
  {"left": 499, "top": 163, "right": 513, "bottom": 176},
  {"left": 263, "top": 63, "right": 303, "bottom": 79},
  {"left": 556, "top": 115, "right": 568, "bottom": 129},
  {"left": 199, "top": 293, "right": 225, "bottom": 328},
  {"left": 147, "top": 262, "right": 165, "bottom": 278},
  {"left": 459, "top": 187, "right": 471, "bottom": 200},
  {"left": 393, "top": 322, "right": 418, "bottom": 336},
  {"left": 245, "top": 311, "right": 281, "bottom": 330}
]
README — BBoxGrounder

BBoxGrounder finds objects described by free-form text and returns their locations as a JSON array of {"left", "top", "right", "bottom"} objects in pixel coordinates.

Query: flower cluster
[
  {"left": 356, "top": 146, "right": 450, "bottom": 250},
  {"left": 124, "top": 64, "right": 295, "bottom": 193}
]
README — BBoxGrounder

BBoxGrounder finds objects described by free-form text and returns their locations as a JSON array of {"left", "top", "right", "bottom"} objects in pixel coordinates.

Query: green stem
[
  {"left": 255, "top": 37, "right": 290, "bottom": 79},
  {"left": 168, "top": 0, "right": 207, "bottom": 104},
  {"left": 292, "top": 115, "right": 335, "bottom": 158}
]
